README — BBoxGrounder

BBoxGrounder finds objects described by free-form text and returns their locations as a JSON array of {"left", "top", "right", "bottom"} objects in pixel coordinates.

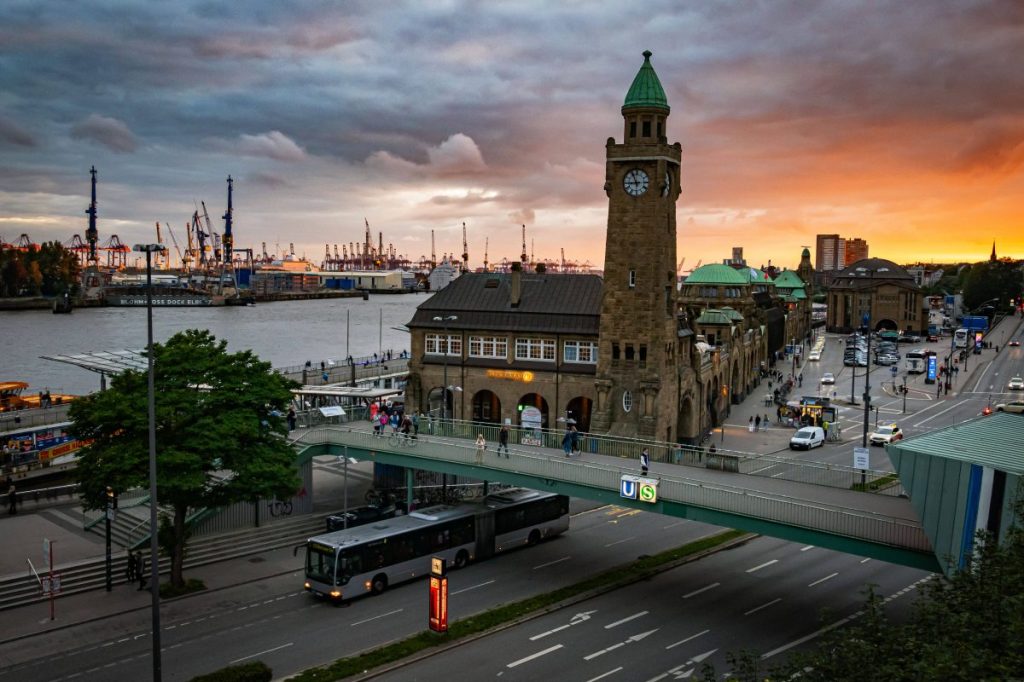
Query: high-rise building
[
  {"left": 815, "top": 234, "right": 846, "bottom": 271},
  {"left": 844, "top": 237, "right": 868, "bottom": 265}
]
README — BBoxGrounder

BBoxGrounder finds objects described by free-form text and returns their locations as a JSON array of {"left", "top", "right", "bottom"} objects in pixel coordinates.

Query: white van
[{"left": 789, "top": 426, "right": 825, "bottom": 450}]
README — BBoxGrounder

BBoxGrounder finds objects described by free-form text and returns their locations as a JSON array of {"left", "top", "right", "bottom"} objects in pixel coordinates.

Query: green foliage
[
  {"left": 189, "top": 660, "right": 272, "bottom": 682},
  {"left": 0, "top": 241, "right": 80, "bottom": 297},
  {"left": 962, "top": 260, "right": 1023, "bottom": 313},
  {"left": 70, "top": 330, "right": 300, "bottom": 585}
]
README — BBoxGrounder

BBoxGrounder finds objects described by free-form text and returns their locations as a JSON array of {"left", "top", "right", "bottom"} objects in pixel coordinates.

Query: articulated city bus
[{"left": 303, "top": 488, "right": 569, "bottom": 602}]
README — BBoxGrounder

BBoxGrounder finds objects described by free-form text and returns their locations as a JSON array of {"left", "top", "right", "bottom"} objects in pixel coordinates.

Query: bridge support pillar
[{"left": 405, "top": 468, "right": 414, "bottom": 513}]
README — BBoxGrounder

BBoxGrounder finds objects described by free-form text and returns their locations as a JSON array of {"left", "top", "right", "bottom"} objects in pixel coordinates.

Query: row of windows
[
  {"left": 685, "top": 286, "right": 746, "bottom": 298},
  {"left": 426, "top": 334, "right": 597, "bottom": 364}
]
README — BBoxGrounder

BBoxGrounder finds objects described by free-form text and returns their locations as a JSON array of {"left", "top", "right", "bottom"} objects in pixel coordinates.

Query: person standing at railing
[
  {"left": 287, "top": 407, "right": 297, "bottom": 431},
  {"left": 475, "top": 434, "right": 486, "bottom": 463},
  {"left": 498, "top": 424, "right": 510, "bottom": 457},
  {"left": 6, "top": 479, "right": 16, "bottom": 515},
  {"left": 561, "top": 428, "right": 573, "bottom": 456},
  {"left": 640, "top": 448, "right": 650, "bottom": 475}
]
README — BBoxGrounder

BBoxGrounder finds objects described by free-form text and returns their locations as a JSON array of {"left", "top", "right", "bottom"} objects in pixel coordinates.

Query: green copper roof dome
[
  {"left": 802, "top": 247, "right": 811, "bottom": 258},
  {"left": 684, "top": 263, "right": 748, "bottom": 285},
  {"left": 623, "top": 50, "right": 670, "bottom": 112}
]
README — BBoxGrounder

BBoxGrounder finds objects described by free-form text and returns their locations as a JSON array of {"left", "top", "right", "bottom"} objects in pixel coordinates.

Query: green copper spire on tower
[{"left": 623, "top": 50, "right": 669, "bottom": 112}]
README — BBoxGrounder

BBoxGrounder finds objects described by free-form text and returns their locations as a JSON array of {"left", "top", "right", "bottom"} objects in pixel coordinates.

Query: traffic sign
[
  {"left": 620, "top": 475, "right": 659, "bottom": 504},
  {"left": 853, "top": 447, "right": 870, "bottom": 470}
]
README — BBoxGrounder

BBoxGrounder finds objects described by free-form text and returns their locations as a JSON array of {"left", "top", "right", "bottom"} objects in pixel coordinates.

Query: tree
[
  {"left": 70, "top": 329, "right": 300, "bottom": 588},
  {"left": 963, "top": 261, "right": 1023, "bottom": 313}
]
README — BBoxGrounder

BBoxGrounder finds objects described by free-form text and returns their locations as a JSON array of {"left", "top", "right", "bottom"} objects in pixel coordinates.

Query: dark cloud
[
  {"left": 70, "top": 115, "right": 138, "bottom": 153},
  {"left": 0, "top": 115, "right": 36, "bottom": 147}
]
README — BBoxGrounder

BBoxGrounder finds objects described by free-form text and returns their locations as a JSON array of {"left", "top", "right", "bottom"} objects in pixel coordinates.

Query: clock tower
[{"left": 592, "top": 50, "right": 682, "bottom": 441}]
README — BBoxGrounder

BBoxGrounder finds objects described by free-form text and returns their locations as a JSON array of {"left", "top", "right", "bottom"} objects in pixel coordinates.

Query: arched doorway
[
  {"left": 875, "top": 319, "right": 898, "bottom": 331},
  {"left": 517, "top": 393, "right": 549, "bottom": 430},
  {"left": 471, "top": 390, "right": 501, "bottom": 424},
  {"left": 731, "top": 360, "right": 742, "bottom": 404},
  {"left": 427, "top": 387, "right": 454, "bottom": 420},
  {"left": 678, "top": 395, "right": 695, "bottom": 443},
  {"left": 565, "top": 396, "right": 592, "bottom": 432}
]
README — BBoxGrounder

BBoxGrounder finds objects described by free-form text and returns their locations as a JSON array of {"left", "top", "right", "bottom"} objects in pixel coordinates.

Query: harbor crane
[
  {"left": 520, "top": 225, "right": 527, "bottom": 265},
  {"left": 483, "top": 237, "right": 489, "bottom": 272},
  {"left": 461, "top": 222, "right": 469, "bottom": 272},
  {"left": 85, "top": 166, "right": 99, "bottom": 266},
  {"left": 431, "top": 229, "right": 436, "bottom": 269}
]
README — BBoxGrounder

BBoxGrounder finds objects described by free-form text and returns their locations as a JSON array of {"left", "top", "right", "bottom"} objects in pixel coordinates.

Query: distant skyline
[{"left": 1, "top": 1, "right": 1023, "bottom": 271}]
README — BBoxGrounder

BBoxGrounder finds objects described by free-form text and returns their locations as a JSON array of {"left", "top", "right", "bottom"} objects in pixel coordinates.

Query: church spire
[{"left": 990, "top": 241, "right": 997, "bottom": 262}]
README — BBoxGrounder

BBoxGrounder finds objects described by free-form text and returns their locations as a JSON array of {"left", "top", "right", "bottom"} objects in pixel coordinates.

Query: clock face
[{"left": 623, "top": 169, "right": 649, "bottom": 197}]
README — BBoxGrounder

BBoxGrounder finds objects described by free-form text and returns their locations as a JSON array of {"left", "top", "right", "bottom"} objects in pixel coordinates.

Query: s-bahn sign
[{"left": 619, "top": 475, "right": 659, "bottom": 504}]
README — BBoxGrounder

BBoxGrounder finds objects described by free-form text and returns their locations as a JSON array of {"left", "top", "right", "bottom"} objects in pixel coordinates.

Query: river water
[{"left": 1, "top": 293, "right": 429, "bottom": 396}]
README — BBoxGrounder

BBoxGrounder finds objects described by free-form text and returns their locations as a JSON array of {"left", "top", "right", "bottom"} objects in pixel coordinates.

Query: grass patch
[
  {"left": 851, "top": 473, "right": 900, "bottom": 492},
  {"left": 286, "top": 529, "right": 747, "bottom": 681},
  {"left": 160, "top": 578, "right": 207, "bottom": 599}
]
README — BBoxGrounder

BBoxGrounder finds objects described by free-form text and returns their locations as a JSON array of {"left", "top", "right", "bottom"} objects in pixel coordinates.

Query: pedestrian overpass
[{"left": 291, "top": 423, "right": 941, "bottom": 573}]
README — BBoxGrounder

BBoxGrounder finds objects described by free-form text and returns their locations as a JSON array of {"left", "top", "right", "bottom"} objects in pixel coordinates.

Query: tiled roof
[
  {"left": 623, "top": 50, "right": 669, "bottom": 112},
  {"left": 409, "top": 272, "right": 603, "bottom": 335},
  {"left": 888, "top": 412, "right": 1024, "bottom": 476},
  {"left": 718, "top": 306, "right": 746, "bottom": 322},
  {"left": 683, "top": 263, "right": 748, "bottom": 285},
  {"left": 829, "top": 258, "right": 918, "bottom": 290}
]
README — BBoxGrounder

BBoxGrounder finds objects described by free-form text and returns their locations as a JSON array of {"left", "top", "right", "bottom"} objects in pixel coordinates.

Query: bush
[{"left": 189, "top": 661, "right": 272, "bottom": 682}]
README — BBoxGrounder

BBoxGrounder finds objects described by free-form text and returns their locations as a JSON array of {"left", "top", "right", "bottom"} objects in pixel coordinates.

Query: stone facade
[{"left": 826, "top": 258, "right": 924, "bottom": 333}]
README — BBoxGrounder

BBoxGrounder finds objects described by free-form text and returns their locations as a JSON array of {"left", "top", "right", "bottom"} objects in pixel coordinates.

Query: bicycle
[{"left": 386, "top": 431, "right": 418, "bottom": 448}]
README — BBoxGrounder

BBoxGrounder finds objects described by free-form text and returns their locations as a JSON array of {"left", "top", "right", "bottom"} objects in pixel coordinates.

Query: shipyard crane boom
[
  {"left": 163, "top": 221, "right": 187, "bottom": 272},
  {"left": 431, "top": 229, "right": 436, "bottom": 269},
  {"left": 85, "top": 166, "right": 99, "bottom": 266},
  {"left": 520, "top": 225, "right": 527, "bottom": 264},
  {"left": 483, "top": 237, "right": 489, "bottom": 272},
  {"left": 561, "top": 247, "right": 565, "bottom": 271},
  {"left": 677, "top": 257, "right": 686, "bottom": 273},
  {"left": 200, "top": 200, "right": 220, "bottom": 263}
]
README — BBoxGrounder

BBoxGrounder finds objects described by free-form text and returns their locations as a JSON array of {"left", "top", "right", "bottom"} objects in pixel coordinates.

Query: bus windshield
[{"left": 306, "top": 543, "right": 337, "bottom": 585}]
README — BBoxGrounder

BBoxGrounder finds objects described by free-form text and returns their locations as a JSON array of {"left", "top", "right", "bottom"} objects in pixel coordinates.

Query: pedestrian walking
[
  {"left": 6, "top": 480, "right": 16, "bottom": 515},
  {"left": 755, "top": 415, "right": 761, "bottom": 431},
  {"left": 639, "top": 448, "right": 650, "bottom": 475},
  {"left": 378, "top": 412, "right": 388, "bottom": 436},
  {"left": 411, "top": 412, "right": 420, "bottom": 438},
  {"left": 498, "top": 424, "right": 510, "bottom": 457},
  {"left": 561, "top": 428, "right": 573, "bottom": 456},
  {"left": 286, "top": 407, "right": 297, "bottom": 431},
  {"left": 475, "top": 434, "right": 486, "bottom": 463},
  {"left": 748, "top": 416, "right": 755, "bottom": 433},
  {"left": 135, "top": 551, "right": 147, "bottom": 591},
  {"left": 762, "top": 414, "right": 769, "bottom": 431},
  {"left": 125, "top": 549, "right": 137, "bottom": 584},
  {"left": 570, "top": 425, "right": 580, "bottom": 454}
]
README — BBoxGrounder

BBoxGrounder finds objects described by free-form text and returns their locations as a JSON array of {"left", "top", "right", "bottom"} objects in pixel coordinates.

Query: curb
[{"left": 282, "top": 531, "right": 757, "bottom": 682}]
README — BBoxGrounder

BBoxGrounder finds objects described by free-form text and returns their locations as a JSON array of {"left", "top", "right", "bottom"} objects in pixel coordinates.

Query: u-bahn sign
[{"left": 620, "top": 475, "right": 659, "bottom": 504}]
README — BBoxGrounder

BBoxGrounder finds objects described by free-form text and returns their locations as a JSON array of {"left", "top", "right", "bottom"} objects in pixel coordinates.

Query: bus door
[{"left": 474, "top": 510, "right": 496, "bottom": 560}]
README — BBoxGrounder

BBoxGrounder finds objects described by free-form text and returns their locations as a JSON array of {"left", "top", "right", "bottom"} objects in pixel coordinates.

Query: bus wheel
[
  {"left": 371, "top": 574, "right": 388, "bottom": 595},
  {"left": 528, "top": 530, "right": 541, "bottom": 546},
  {"left": 454, "top": 550, "right": 469, "bottom": 569}
]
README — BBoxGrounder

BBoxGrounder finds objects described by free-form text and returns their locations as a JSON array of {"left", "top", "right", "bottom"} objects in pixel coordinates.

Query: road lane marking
[
  {"left": 530, "top": 610, "right": 597, "bottom": 640},
  {"left": 808, "top": 572, "right": 838, "bottom": 587},
  {"left": 507, "top": 644, "right": 563, "bottom": 668},
  {"left": 586, "top": 667, "right": 623, "bottom": 682},
  {"left": 800, "top": 545, "right": 814, "bottom": 551},
  {"left": 912, "top": 399, "right": 966, "bottom": 426},
  {"left": 746, "top": 559, "right": 778, "bottom": 573},
  {"left": 533, "top": 556, "right": 571, "bottom": 570},
  {"left": 604, "top": 611, "right": 648, "bottom": 629},
  {"left": 744, "top": 598, "right": 782, "bottom": 616},
  {"left": 451, "top": 579, "right": 495, "bottom": 595},
  {"left": 666, "top": 629, "right": 709, "bottom": 649},
  {"left": 860, "top": 557, "right": 871, "bottom": 564},
  {"left": 682, "top": 582, "right": 720, "bottom": 599},
  {"left": 585, "top": 629, "right": 658, "bottom": 660},
  {"left": 662, "top": 520, "right": 687, "bottom": 529},
  {"left": 350, "top": 609, "right": 403, "bottom": 626},
  {"left": 604, "top": 536, "right": 635, "bottom": 548},
  {"left": 230, "top": 642, "right": 293, "bottom": 664}
]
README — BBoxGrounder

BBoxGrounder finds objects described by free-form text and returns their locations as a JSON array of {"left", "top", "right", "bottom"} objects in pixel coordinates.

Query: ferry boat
[{"left": 0, "top": 382, "right": 75, "bottom": 412}]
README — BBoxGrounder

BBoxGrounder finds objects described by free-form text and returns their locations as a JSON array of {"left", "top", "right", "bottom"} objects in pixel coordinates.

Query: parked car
[
  {"left": 995, "top": 400, "right": 1024, "bottom": 414},
  {"left": 1008, "top": 376, "right": 1024, "bottom": 391},
  {"left": 790, "top": 426, "right": 825, "bottom": 450},
  {"left": 869, "top": 424, "right": 904, "bottom": 446},
  {"left": 821, "top": 372, "right": 836, "bottom": 384},
  {"left": 874, "top": 353, "right": 898, "bottom": 365}
]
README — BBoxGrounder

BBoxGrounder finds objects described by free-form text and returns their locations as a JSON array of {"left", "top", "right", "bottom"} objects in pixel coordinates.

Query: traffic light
[{"left": 105, "top": 486, "right": 117, "bottom": 510}]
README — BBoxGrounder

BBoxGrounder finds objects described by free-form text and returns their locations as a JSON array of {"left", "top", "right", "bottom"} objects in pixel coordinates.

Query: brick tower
[{"left": 592, "top": 50, "right": 682, "bottom": 441}]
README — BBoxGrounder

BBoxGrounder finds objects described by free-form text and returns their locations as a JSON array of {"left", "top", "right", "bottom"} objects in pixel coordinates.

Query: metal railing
[
  {"left": 293, "top": 426, "right": 931, "bottom": 552},
  {"left": 359, "top": 416, "right": 906, "bottom": 496},
  {"left": 0, "top": 406, "right": 73, "bottom": 432}
]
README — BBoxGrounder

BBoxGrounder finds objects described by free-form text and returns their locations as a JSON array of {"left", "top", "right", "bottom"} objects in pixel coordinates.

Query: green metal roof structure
[
  {"left": 718, "top": 306, "right": 746, "bottom": 322},
  {"left": 802, "top": 247, "right": 811, "bottom": 257},
  {"left": 684, "top": 263, "right": 748, "bottom": 285},
  {"left": 744, "top": 266, "right": 773, "bottom": 284},
  {"left": 623, "top": 50, "right": 670, "bottom": 112},
  {"left": 887, "top": 412, "right": 1024, "bottom": 576},
  {"left": 772, "top": 269, "right": 806, "bottom": 290},
  {"left": 695, "top": 309, "right": 734, "bottom": 325}
]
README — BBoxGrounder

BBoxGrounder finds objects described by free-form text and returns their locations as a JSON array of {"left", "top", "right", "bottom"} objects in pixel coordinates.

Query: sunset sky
[{"left": 1, "top": 1, "right": 1022, "bottom": 272}]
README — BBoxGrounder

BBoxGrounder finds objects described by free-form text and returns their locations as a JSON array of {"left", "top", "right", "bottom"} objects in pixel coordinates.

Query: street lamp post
[
  {"left": 432, "top": 315, "right": 457, "bottom": 422},
  {"left": 134, "top": 243, "right": 164, "bottom": 682}
]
